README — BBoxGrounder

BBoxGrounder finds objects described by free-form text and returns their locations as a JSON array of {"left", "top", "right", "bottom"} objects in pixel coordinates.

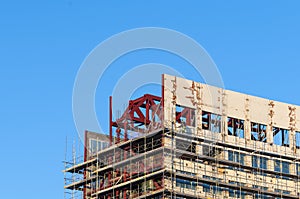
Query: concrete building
[{"left": 64, "top": 74, "right": 300, "bottom": 199}]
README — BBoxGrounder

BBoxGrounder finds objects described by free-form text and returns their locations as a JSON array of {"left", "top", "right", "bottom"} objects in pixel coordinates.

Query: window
[
  {"left": 273, "top": 127, "right": 289, "bottom": 146},
  {"left": 203, "top": 175, "right": 222, "bottom": 181},
  {"left": 90, "top": 139, "right": 109, "bottom": 154},
  {"left": 253, "top": 185, "right": 270, "bottom": 199},
  {"left": 176, "top": 140, "right": 196, "bottom": 153},
  {"left": 296, "top": 132, "right": 300, "bottom": 149},
  {"left": 274, "top": 160, "right": 281, "bottom": 172},
  {"left": 176, "top": 105, "right": 196, "bottom": 127},
  {"left": 202, "top": 183, "right": 210, "bottom": 193},
  {"left": 202, "top": 176, "right": 223, "bottom": 195},
  {"left": 202, "top": 145, "right": 222, "bottom": 157},
  {"left": 252, "top": 156, "right": 268, "bottom": 170},
  {"left": 176, "top": 178, "right": 196, "bottom": 190},
  {"left": 202, "top": 111, "right": 221, "bottom": 133},
  {"left": 229, "top": 189, "right": 246, "bottom": 199},
  {"left": 296, "top": 163, "right": 300, "bottom": 175},
  {"left": 261, "top": 157, "right": 268, "bottom": 169},
  {"left": 251, "top": 122, "right": 267, "bottom": 142},
  {"left": 176, "top": 170, "right": 196, "bottom": 176},
  {"left": 274, "top": 160, "right": 290, "bottom": 174},
  {"left": 282, "top": 161, "right": 290, "bottom": 174},
  {"left": 210, "top": 185, "right": 222, "bottom": 195},
  {"left": 275, "top": 189, "right": 291, "bottom": 199},
  {"left": 229, "top": 181, "right": 247, "bottom": 199},
  {"left": 252, "top": 156, "right": 258, "bottom": 168},
  {"left": 228, "top": 150, "right": 245, "bottom": 165},
  {"left": 102, "top": 142, "right": 109, "bottom": 149},
  {"left": 90, "top": 139, "right": 100, "bottom": 154},
  {"left": 275, "top": 189, "right": 291, "bottom": 194},
  {"left": 228, "top": 117, "right": 244, "bottom": 138}
]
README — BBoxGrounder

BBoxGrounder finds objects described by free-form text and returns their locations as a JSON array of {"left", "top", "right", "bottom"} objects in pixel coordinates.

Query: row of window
[
  {"left": 228, "top": 150, "right": 300, "bottom": 175},
  {"left": 90, "top": 139, "right": 109, "bottom": 154},
  {"left": 176, "top": 146, "right": 300, "bottom": 176},
  {"left": 176, "top": 177, "right": 292, "bottom": 198},
  {"left": 176, "top": 178, "right": 196, "bottom": 190},
  {"left": 177, "top": 105, "right": 300, "bottom": 148}
]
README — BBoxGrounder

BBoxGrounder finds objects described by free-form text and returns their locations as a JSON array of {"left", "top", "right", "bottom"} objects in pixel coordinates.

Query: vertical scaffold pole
[{"left": 109, "top": 96, "right": 113, "bottom": 146}]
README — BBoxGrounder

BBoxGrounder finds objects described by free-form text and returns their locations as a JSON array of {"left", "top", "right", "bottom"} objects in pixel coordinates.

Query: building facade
[{"left": 64, "top": 74, "right": 300, "bottom": 199}]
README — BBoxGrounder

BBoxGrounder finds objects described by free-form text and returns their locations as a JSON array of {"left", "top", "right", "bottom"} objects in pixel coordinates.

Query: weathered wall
[{"left": 163, "top": 74, "right": 300, "bottom": 156}]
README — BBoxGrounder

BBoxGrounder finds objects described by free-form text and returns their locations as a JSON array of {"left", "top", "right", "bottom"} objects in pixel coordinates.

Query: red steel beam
[{"left": 110, "top": 93, "right": 192, "bottom": 144}]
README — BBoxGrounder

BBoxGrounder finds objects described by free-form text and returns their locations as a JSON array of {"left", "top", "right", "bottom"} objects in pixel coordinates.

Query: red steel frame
[
  {"left": 110, "top": 94, "right": 163, "bottom": 145},
  {"left": 109, "top": 74, "right": 194, "bottom": 145},
  {"left": 83, "top": 75, "right": 193, "bottom": 198}
]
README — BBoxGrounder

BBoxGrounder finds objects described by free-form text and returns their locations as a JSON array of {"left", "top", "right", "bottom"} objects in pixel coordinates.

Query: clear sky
[{"left": 1, "top": 1, "right": 300, "bottom": 198}]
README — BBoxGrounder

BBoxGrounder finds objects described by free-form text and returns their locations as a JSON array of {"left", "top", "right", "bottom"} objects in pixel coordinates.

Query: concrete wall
[{"left": 163, "top": 74, "right": 300, "bottom": 156}]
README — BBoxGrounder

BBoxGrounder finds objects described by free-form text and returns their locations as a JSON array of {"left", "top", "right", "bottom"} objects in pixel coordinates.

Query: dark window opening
[
  {"left": 202, "top": 111, "right": 221, "bottom": 133},
  {"left": 251, "top": 122, "right": 267, "bottom": 142},
  {"left": 202, "top": 145, "right": 222, "bottom": 157},
  {"left": 176, "top": 178, "right": 196, "bottom": 190},
  {"left": 296, "top": 131, "right": 300, "bottom": 149},
  {"left": 176, "top": 105, "right": 196, "bottom": 127},
  {"left": 252, "top": 155, "right": 268, "bottom": 170},
  {"left": 229, "top": 181, "right": 247, "bottom": 199},
  {"left": 228, "top": 150, "right": 246, "bottom": 165},
  {"left": 273, "top": 127, "right": 289, "bottom": 147},
  {"left": 176, "top": 140, "right": 196, "bottom": 154},
  {"left": 274, "top": 189, "right": 291, "bottom": 199},
  {"left": 228, "top": 117, "right": 244, "bottom": 138},
  {"left": 274, "top": 160, "right": 290, "bottom": 174},
  {"left": 202, "top": 176, "right": 223, "bottom": 195}
]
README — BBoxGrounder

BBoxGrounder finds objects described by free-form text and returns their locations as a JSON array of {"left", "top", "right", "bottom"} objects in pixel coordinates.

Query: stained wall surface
[{"left": 163, "top": 74, "right": 300, "bottom": 156}]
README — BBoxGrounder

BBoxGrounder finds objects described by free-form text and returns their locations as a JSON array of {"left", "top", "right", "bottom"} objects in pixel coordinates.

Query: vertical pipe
[
  {"left": 171, "top": 121, "right": 174, "bottom": 197},
  {"left": 108, "top": 171, "right": 111, "bottom": 187},
  {"left": 83, "top": 130, "right": 88, "bottom": 199},
  {"left": 146, "top": 98, "right": 149, "bottom": 123},
  {"left": 123, "top": 189, "right": 127, "bottom": 199},
  {"left": 161, "top": 74, "right": 164, "bottom": 126},
  {"left": 109, "top": 96, "right": 113, "bottom": 146},
  {"left": 124, "top": 146, "right": 127, "bottom": 182},
  {"left": 186, "top": 109, "right": 191, "bottom": 126},
  {"left": 124, "top": 121, "right": 128, "bottom": 141},
  {"left": 116, "top": 128, "right": 120, "bottom": 144},
  {"left": 116, "top": 190, "right": 119, "bottom": 199}
]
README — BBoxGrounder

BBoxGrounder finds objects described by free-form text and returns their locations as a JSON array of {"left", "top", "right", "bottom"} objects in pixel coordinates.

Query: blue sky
[{"left": 1, "top": 1, "right": 300, "bottom": 198}]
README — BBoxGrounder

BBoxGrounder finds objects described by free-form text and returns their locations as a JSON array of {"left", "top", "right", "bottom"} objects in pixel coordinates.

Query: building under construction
[{"left": 64, "top": 74, "right": 300, "bottom": 199}]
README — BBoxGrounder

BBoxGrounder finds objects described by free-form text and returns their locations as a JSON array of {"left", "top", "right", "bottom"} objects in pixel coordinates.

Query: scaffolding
[{"left": 64, "top": 74, "right": 300, "bottom": 199}]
